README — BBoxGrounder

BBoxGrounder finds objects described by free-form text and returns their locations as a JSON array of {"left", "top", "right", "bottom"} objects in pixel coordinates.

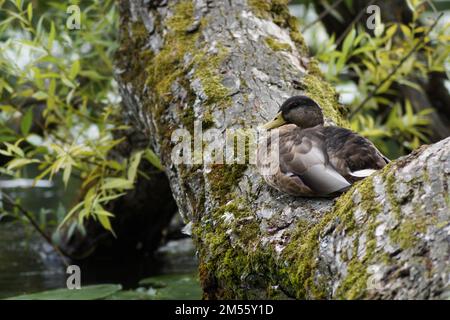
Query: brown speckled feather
[
  {"left": 323, "top": 126, "right": 388, "bottom": 181},
  {"left": 257, "top": 125, "right": 389, "bottom": 197},
  {"left": 258, "top": 125, "right": 350, "bottom": 196},
  {"left": 257, "top": 125, "right": 313, "bottom": 196}
]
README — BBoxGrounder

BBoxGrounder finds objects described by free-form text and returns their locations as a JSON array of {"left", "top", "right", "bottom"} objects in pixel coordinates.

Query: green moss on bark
[
  {"left": 115, "top": 20, "right": 153, "bottom": 87},
  {"left": 193, "top": 47, "right": 231, "bottom": 106},
  {"left": 145, "top": 1, "right": 230, "bottom": 111},
  {"left": 390, "top": 218, "right": 426, "bottom": 249},
  {"left": 264, "top": 37, "right": 291, "bottom": 51},
  {"left": 146, "top": 1, "right": 198, "bottom": 100},
  {"left": 194, "top": 197, "right": 270, "bottom": 299},
  {"left": 196, "top": 168, "right": 398, "bottom": 299},
  {"left": 335, "top": 178, "right": 381, "bottom": 299},
  {"left": 278, "top": 176, "right": 387, "bottom": 299},
  {"left": 383, "top": 164, "right": 435, "bottom": 250},
  {"left": 262, "top": 164, "right": 434, "bottom": 299},
  {"left": 208, "top": 164, "right": 248, "bottom": 204},
  {"left": 248, "top": 0, "right": 307, "bottom": 54},
  {"left": 202, "top": 109, "right": 215, "bottom": 129}
]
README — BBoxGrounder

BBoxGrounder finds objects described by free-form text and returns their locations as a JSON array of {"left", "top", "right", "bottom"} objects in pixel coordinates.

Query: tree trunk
[{"left": 115, "top": 0, "right": 450, "bottom": 299}]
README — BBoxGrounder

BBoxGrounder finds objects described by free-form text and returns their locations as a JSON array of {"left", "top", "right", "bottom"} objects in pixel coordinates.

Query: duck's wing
[
  {"left": 323, "top": 126, "right": 389, "bottom": 179},
  {"left": 279, "top": 129, "right": 351, "bottom": 195}
]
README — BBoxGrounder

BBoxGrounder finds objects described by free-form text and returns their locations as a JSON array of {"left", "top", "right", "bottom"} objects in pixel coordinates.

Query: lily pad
[
  {"left": 138, "top": 274, "right": 202, "bottom": 300},
  {"left": 6, "top": 284, "right": 122, "bottom": 300},
  {"left": 106, "top": 290, "right": 154, "bottom": 300}
]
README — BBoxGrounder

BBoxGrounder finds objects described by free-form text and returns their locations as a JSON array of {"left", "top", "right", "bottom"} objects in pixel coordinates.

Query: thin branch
[
  {"left": 303, "top": 0, "right": 345, "bottom": 32},
  {"left": 1, "top": 191, "right": 70, "bottom": 267},
  {"left": 335, "top": 0, "right": 377, "bottom": 47},
  {"left": 349, "top": 12, "right": 444, "bottom": 119}
]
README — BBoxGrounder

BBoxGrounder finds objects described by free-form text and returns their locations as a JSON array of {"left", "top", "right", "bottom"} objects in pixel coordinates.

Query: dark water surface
[
  {"left": 0, "top": 222, "right": 66, "bottom": 299},
  {"left": 0, "top": 176, "right": 198, "bottom": 299},
  {"left": 0, "top": 221, "right": 198, "bottom": 299}
]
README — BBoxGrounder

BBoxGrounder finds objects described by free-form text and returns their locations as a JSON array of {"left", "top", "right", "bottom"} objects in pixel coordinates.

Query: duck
[{"left": 257, "top": 95, "right": 389, "bottom": 197}]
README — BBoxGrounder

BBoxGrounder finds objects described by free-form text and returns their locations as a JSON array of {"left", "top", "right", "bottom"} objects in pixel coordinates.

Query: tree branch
[{"left": 115, "top": 0, "right": 450, "bottom": 299}]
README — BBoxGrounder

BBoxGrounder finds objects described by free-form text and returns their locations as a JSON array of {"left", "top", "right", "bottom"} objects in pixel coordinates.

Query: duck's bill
[{"left": 263, "top": 112, "right": 286, "bottom": 130}]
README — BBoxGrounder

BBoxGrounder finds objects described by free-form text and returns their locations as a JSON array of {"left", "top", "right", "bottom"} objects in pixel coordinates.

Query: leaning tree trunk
[{"left": 114, "top": 0, "right": 450, "bottom": 299}]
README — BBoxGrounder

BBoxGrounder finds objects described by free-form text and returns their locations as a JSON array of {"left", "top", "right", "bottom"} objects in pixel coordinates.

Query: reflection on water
[
  {"left": 0, "top": 222, "right": 66, "bottom": 299},
  {"left": 0, "top": 170, "right": 76, "bottom": 298}
]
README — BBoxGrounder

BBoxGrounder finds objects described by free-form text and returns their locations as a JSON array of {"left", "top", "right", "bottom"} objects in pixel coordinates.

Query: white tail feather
[{"left": 350, "top": 169, "right": 377, "bottom": 178}]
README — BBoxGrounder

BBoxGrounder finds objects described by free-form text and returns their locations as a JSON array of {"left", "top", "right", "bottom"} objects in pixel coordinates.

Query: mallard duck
[{"left": 257, "top": 96, "right": 389, "bottom": 197}]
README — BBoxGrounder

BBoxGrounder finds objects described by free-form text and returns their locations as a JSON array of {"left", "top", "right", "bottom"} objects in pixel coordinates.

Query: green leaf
[
  {"left": 61, "top": 76, "right": 76, "bottom": 88},
  {"left": 98, "top": 213, "right": 113, "bottom": 232},
  {"left": 69, "top": 60, "right": 80, "bottom": 80},
  {"left": 396, "top": 79, "right": 423, "bottom": 92},
  {"left": 400, "top": 24, "right": 412, "bottom": 38},
  {"left": 127, "top": 150, "right": 143, "bottom": 181},
  {"left": 406, "top": 0, "right": 415, "bottom": 11},
  {"left": 79, "top": 70, "right": 107, "bottom": 80},
  {"left": 58, "top": 200, "right": 84, "bottom": 228},
  {"left": 106, "top": 291, "right": 153, "bottom": 300},
  {"left": 0, "top": 135, "right": 17, "bottom": 143},
  {"left": 6, "top": 284, "right": 122, "bottom": 300},
  {"left": 96, "top": 208, "right": 114, "bottom": 217},
  {"left": 384, "top": 24, "right": 398, "bottom": 40},
  {"left": 138, "top": 274, "right": 202, "bottom": 300},
  {"left": 144, "top": 149, "right": 163, "bottom": 171},
  {"left": 101, "top": 178, "right": 134, "bottom": 190},
  {"left": 97, "top": 192, "right": 126, "bottom": 203},
  {"left": 3, "top": 9, "right": 27, "bottom": 24},
  {"left": 48, "top": 21, "right": 55, "bottom": 51},
  {"left": 13, "top": 0, "right": 23, "bottom": 10},
  {"left": 32, "top": 91, "right": 48, "bottom": 100},
  {"left": 378, "top": 79, "right": 394, "bottom": 94},
  {"left": 352, "top": 45, "right": 376, "bottom": 56},
  {"left": 4, "top": 141, "right": 24, "bottom": 157},
  {"left": 20, "top": 107, "right": 33, "bottom": 136},
  {"left": 63, "top": 163, "right": 72, "bottom": 188},
  {"left": 27, "top": 2, "right": 32, "bottom": 21},
  {"left": 6, "top": 158, "right": 39, "bottom": 170},
  {"left": 405, "top": 99, "right": 414, "bottom": 124},
  {"left": 48, "top": 78, "right": 56, "bottom": 96},
  {"left": 0, "top": 104, "right": 16, "bottom": 113},
  {"left": 342, "top": 28, "right": 356, "bottom": 57}
]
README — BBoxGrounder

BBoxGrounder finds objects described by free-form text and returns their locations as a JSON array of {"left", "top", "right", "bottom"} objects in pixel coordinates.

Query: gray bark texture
[{"left": 114, "top": 0, "right": 450, "bottom": 299}]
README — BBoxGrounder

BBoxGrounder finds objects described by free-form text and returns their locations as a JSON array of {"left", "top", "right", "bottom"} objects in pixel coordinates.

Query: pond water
[
  {"left": 0, "top": 222, "right": 66, "bottom": 299},
  {"left": 0, "top": 175, "right": 198, "bottom": 299},
  {"left": 0, "top": 219, "right": 199, "bottom": 299}
]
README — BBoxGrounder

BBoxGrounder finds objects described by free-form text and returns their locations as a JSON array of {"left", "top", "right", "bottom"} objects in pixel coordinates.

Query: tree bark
[{"left": 115, "top": 0, "right": 450, "bottom": 299}]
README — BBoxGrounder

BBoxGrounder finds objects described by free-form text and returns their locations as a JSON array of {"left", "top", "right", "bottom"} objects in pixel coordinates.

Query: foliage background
[
  {"left": 294, "top": 0, "right": 450, "bottom": 157},
  {"left": 0, "top": 0, "right": 449, "bottom": 236}
]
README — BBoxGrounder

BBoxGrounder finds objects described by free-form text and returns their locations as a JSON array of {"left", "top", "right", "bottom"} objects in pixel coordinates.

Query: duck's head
[{"left": 263, "top": 95, "right": 324, "bottom": 130}]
